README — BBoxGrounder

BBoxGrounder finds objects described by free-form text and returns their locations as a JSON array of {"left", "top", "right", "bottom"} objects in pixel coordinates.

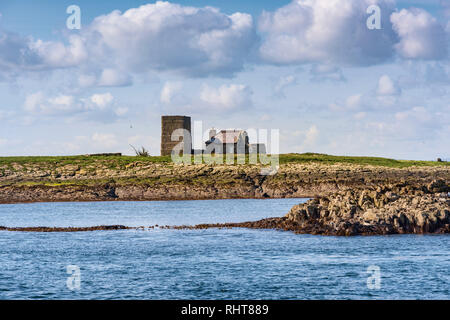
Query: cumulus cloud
[
  {"left": 159, "top": 82, "right": 253, "bottom": 114},
  {"left": 377, "top": 75, "right": 401, "bottom": 96},
  {"left": 160, "top": 81, "right": 183, "bottom": 104},
  {"left": 259, "top": 0, "right": 449, "bottom": 66},
  {"left": 199, "top": 84, "right": 252, "bottom": 110},
  {"left": 304, "top": 125, "right": 319, "bottom": 146},
  {"left": 1, "top": 1, "right": 258, "bottom": 83},
  {"left": 391, "top": 8, "right": 448, "bottom": 60},
  {"left": 90, "top": 93, "right": 114, "bottom": 109},
  {"left": 346, "top": 94, "right": 363, "bottom": 109},
  {"left": 0, "top": 30, "right": 88, "bottom": 81},
  {"left": 83, "top": 1, "right": 258, "bottom": 77},
  {"left": 77, "top": 70, "right": 131, "bottom": 88},
  {"left": 24, "top": 92, "right": 80, "bottom": 114},
  {"left": 0, "top": 29, "right": 43, "bottom": 75},
  {"left": 30, "top": 35, "right": 88, "bottom": 68},
  {"left": 23, "top": 91, "right": 125, "bottom": 120},
  {"left": 258, "top": 0, "right": 398, "bottom": 66},
  {"left": 2, "top": 0, "right": 449, "bottom": 85},
  {"left": 286, "top": 124, "right": 320, "bottom": 152}
]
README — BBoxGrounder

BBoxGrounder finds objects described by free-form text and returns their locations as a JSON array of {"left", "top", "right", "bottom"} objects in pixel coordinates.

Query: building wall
[
  {"left": 249, "top": 143, "right": 266, "bottom": 154},
  {"left": 161, "top": 116, "right": 191, "bottom": 156}
]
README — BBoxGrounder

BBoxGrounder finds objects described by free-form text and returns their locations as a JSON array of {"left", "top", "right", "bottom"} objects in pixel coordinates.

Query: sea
[{"left": 0, "top": 198, "right": 448, "bottom": 299}]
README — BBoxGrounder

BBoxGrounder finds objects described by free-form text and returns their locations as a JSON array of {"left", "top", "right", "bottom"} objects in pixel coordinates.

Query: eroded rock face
[
  {"left": 285, "top": 180, "right": 450, "bottom": 235},
  {"left": 1, "top": 162, "right": 449, "bottom": 203}
]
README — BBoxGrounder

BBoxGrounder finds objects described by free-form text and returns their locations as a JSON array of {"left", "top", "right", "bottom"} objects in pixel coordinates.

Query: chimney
[{"left": 209, "top": 128, "right": 217, "bottom": 140}]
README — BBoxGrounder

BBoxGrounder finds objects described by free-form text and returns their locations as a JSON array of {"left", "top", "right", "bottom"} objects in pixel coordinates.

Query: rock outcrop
[
  {"left": 1, "top": 181, "right": 448, "bottom": 236},
  {"left": 0, "top": 225, "right": 130, "bottom": 232},
  {"left": 284, "top": 180, "right": 449, "bottom": 235},
  {"left": 1, "top": 161, "right": 449, "bottom": 203}
]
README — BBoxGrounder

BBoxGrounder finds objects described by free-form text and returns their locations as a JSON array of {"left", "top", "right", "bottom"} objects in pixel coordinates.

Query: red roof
[{"left": 213, "top": 130, "right": 246, "bottom": 144}]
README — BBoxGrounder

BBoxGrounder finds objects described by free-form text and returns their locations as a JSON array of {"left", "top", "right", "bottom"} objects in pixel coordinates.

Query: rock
[
  {"left": 362, "top": 209, "right": 378, "bottom": 222},
  {"left": 427, "top": 180, "right": 448, "bottom": 193},
  {"left": 284, "top": 180, "right": 449, "bottom": 236}
]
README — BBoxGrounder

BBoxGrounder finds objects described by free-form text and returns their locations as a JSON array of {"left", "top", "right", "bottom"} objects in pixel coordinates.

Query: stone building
[
  {"left": 205, "top": 129, "right": 249, "bottom": 154},
  {"left": 161, "top": 115, "right": 191, "bottom": 156},
  {"left": 160, "top": 115, "right": 266, "bottom": 155}
]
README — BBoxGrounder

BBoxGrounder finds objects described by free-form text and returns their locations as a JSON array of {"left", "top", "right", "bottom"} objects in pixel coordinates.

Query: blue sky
[{"left": 0, "top": 0, "right": 449, "bottom": 159}]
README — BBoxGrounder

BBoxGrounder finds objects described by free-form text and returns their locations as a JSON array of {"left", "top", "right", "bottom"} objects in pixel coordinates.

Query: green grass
[
  {"left": 278, "top": 153, "right": 449, "bottom": 168},
  {"left": 0, "top": 155, "right": 171, "bottom": 166},
  {"left": 0, "top": 153, "right": 447, "bottom": 169}
]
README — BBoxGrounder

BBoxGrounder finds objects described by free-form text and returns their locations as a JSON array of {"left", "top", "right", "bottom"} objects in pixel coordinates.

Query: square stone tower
[{"left": 161, "top": 115, "right": 191, "bottom": 156}]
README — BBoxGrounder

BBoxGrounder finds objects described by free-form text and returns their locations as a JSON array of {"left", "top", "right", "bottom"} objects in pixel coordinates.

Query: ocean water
[{"left": 0, "top": 199, "right": 448, "bottom": 300}]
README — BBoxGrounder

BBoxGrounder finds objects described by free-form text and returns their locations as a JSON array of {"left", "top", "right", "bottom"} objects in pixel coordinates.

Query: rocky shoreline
[
  {"left": 1, "top": 162, "right": 449, "bottom": 203},
  {"left": 0, "top": 160, "right": 448, "bottom": 236},
  {"left": 164, "top": 180, "right": 450, "bottom": 236},
  {"left": 2, "top": 180, "right": 448, "bottom": 236},
  {"left": 0, "top": 225, "right": 131, "bottom": 232}
]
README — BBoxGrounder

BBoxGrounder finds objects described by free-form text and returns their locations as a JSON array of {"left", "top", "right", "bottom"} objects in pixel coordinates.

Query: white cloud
[
  {"left": 98, "top": 69, "right": 132, "bottom": 87},
  {"left": 304, "top": 125, "right": 319, "bottom": 146},
  {"left": 1, "top": 2, "right": 258, "bottom": 82},
  {"left": 23, "top": 92, "right": 125, "bottom": 121},
  {"left": 391, "top": 8, "right": 448, "bottom": 60},
  {"left": 83, "top": 1, "right": 257, "bottom": 77},
  {"left": 1, "top": 0, "right": 448, "bottom": 86},
  {"left": 114, "top": 107, "right": 129, "bottom": 116},
  {"left": 199, "top": 84, "right": 252, "bottom": 110},
  {"left": 346, "top": 94, "right": 363, "bottom": 109},
  {"left": 24, "top": 92, "right": 82, "bottom": 114},
  {"left": 377, "top": 75, "right": 401, "bottom": 96},
  {"left": 24, "top": 92, "right": 45, "bottom": 112},
  {"left": 78, "top": 69, "right": 132, "bottom": 88},
  {"left": 258, "top": 0, "right": 398, "bottom": 66},
  {"left": 30, "top": 35, "right": 88, "bottom": 68},
  {"left": 90, "top": 93, "right": 114, "bottom": 109},
  {"left": 160, "top": 81, "right": 183, "bottom": 104},
  {"left": 0, "top": 30, "right": 43, "bottom": 73},
  {"left": 91, "top": 133, "right": 118, "bottom": 148}
]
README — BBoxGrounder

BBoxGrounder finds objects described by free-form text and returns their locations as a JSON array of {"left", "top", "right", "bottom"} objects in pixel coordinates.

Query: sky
[{"left": 0, "top": 0, "right": 449, "bottom": 160}]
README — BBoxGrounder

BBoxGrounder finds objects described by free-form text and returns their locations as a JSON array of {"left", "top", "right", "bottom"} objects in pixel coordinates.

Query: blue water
[{"left": 0, "top": 199, "right": 449, "bottom": 300}]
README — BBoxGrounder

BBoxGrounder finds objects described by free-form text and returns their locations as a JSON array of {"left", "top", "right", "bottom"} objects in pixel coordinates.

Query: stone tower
[{"left": 161, "top": 115, "right": 191, "bottom": 156}]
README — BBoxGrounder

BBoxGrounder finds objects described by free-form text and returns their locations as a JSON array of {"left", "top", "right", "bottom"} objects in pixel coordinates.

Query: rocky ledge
[
  {"left": 0, "top": 225, "right": 130, "bottom": 232},
  {"left": 283, "top": 179, "right": 449, "bottom": 235},
  {"left": 1, "top": 161, "right": 449, "bottom": 204},
  {"left": 163, "top": 180, "right": 450, "bottom": 236},
  {"left": 1, "top": 180, "right": 448, "bottom": 236}
]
